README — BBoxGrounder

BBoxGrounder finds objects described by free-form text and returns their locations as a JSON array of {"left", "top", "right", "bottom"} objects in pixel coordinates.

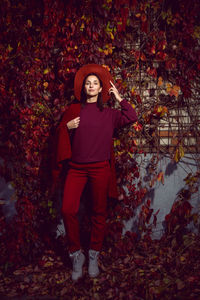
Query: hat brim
[{"left": 74, "top": 64, "right": 113, "bottom": 103}]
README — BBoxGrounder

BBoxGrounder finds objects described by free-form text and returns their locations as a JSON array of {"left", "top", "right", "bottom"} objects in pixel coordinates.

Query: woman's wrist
[
  {"left": 117, "top": 96, "right": 124, "bottom": 103},
  {"left": 117, "top": 96, "right": 123, "bottom": 102}
]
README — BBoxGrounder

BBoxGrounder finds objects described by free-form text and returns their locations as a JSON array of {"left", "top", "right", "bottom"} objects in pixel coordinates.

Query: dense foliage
[{"left": 0, "top": 0, "right": 200, "bottom": 297}]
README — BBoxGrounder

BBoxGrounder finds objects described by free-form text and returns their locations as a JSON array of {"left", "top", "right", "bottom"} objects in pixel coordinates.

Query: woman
[{"left": 53, "top": 64, "right": 137, "bottom": 281}]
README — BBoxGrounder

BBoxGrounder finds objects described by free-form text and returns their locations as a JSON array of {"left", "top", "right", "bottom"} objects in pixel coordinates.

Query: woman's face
[{"left": 84, "top": 75, "right": 102, "bottom": 97}]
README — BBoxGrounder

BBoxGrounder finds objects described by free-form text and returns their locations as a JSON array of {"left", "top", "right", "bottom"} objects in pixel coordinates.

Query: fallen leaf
[{"left": 60, "top": 287, "right": 68, "bottom": 296}]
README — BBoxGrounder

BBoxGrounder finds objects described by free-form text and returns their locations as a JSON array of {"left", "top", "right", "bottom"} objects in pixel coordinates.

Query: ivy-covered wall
[{"left": 0, "top": 0, "right": 200, "bottom": 269}]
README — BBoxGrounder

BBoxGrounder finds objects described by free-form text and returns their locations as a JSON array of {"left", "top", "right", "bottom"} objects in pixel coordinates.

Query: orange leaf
[
  {"left": 151, "top": 45, "right": 156, "bottom": 54},
  {"left": 43, "top": 82, "right": 48, "bottom": 88},
  {"left": 166, "top": 83, "right": 180, "bottom": 98},
  {"left": 158, "top": 76, "right": 163, "bottom": 87},
  {"left": 140, "top": 53, "right": 146, "bottom": 61},
  {"left": 157, "top": 172, "right": 164, "bottom": 184}
]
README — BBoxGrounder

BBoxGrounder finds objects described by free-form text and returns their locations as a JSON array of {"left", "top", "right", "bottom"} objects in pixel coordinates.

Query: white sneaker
[
  {"left": 88, "top": 249, "right": 100, "bottom": 278},
  {"left": 69, "top": 250, "right": 85, "bottom": 281}
]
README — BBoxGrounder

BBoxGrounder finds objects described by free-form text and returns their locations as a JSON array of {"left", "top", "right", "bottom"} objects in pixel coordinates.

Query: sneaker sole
[{"left": 88, "top": 270, "right": 100, "bottom": 278}]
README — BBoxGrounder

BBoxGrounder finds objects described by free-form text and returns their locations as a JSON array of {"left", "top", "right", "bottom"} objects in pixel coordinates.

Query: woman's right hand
[{"left": 66, "top": 117, "right": 80, "bottom": 130}]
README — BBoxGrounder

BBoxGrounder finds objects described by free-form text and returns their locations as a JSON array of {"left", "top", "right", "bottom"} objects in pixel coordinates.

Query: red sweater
[
  {"left": 71, "top": 100, "right": 137, "bottom": 163},
  {"left": 52, "top": 100, "right": 137, "bottom": 199}
]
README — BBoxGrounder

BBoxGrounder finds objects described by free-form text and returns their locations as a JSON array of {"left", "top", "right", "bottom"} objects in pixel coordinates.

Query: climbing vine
[{"left": 0, "top": 0, "right": 200, "bottom": 280}]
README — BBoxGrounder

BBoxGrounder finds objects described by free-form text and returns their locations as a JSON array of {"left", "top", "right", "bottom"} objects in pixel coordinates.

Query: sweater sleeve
[
  {"left": 113, "top": 99, "right": 138, "bottom": 129},
  {"left": 51, "top": 104, "right": 80, "bottom": 186}
]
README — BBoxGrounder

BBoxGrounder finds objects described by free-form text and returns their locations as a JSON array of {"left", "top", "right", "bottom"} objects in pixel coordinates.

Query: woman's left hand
[{"left": 109, "top": 81, "right": 123, "bottom": 103}]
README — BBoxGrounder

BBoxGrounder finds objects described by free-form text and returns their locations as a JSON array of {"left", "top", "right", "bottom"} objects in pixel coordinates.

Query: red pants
[{"left": 62, "top": 160, "right": 111, "bottom": 253}]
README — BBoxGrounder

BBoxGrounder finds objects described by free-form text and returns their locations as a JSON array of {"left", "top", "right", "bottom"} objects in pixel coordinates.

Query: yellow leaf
[
  {"left": 7, "top": 44, "right": 13, "bottom": 52},
  {"left": 131, "top": 87, "right": 135, "bottom": 94},
  {"left": 80, "top": 23, "right": 85, "bottom": 31},
  {"left": 116, "top": 151, "right": 123, "bottom": 156},
  {"left": 174, "top": 145, "right": 184, "bottom": 162},
  {"left": 102, "top": 64, "right": 110, "bottom": 71},
  {"left": 180, "top": 256, "right": 185, "bottom": 262},
  {"left": 110, "top": 32, "right": 114, "bottom": 40},
  {"left": 44, "top": 68, "right": 50, "bottom": 74},
  {"left": 44, "top": 261, "right": 53, "bottom": 267},
  {"left": 166, "top": 83, "right": 172, "bottom": 93},
  {"left": 106, "top": 21, "right": 112, "bottom": 33},
  {"left": 114, "top": 139, "right": 120, "bottom": 147},
  {"left": 131, "top": 103, "right": 136, "bottom": 109},
  {"left": 128, "top": 152, "right": 132, "bottom": 158},
  {"left": 156, "top": 105, "right": 168, "bottom": 117},
  {"left": 27, "top": 19, "right": 32, "bottom": 27},
  {"left": 193, "top": 26, "right": 200, "bottom": 39}
]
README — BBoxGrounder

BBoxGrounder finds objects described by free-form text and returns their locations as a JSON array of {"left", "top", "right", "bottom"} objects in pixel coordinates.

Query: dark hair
[{"left": 80, "top": 73, "right": 104, "bottom": 111}]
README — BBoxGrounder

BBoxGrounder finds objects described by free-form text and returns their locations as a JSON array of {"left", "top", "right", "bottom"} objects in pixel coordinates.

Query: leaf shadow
[{"left": 165, "top": 161, "right": 178, "bottom": 176}]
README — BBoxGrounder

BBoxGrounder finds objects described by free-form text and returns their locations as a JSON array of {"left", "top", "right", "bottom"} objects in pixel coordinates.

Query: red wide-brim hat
[{"left": 74, "top": 64, "right": 114, "bottom": 103}]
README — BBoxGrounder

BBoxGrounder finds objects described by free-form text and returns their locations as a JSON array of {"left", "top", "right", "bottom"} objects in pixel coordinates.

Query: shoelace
[
  {"left": 72, "top": 252, "right": 81, "bottom": 271},
  {"left": 89, "top": 251, "right": 98, "bottom": 260}
]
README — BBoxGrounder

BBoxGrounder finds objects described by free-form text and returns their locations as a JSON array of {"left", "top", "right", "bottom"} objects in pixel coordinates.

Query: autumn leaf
[
  {"left": 7, "top": 44, "right": 13, "bottom": 52},
  {"left": 43, "top": 68, "right": 50, "bottom": 74},
  {"left": 174, "top": 145, "right": 184, "bottom": 162},
  {"left": 140, "top": 52, "right": 146, "bottom": 61},
  {"left": 131, "top": 87, "right": 136, "bottom": 96},
  {"left": 102, "top": 64, "right": 110, "bottom": 72},
  {"left": 184, "top": 172, "right": 199, "bottom": 187},
  {"left": 131, "top": 103, "right": 136, "bottom": 109},
  {"left": 157, "top": 171, "right": 164, "bottom": 184},
  {"left": 165, "top": 58, "right": 177, "bottom": 70},
  {"left": 158, "top": 40, "right": 167, "bottom": 50},
  {"left": 1, "top": 3, "right": 200, "bottom": 298},
  {"left": 133, "top": 121, "right": 143, "bottom": 132},
  {"left": 176, "top": 279, "right": 185, "bottom": 290},
  {"left": 146, "top": 67, "right": 157, "bottom": 78},
  {"left": 166, "top": 83, "right": 180, "bottom": 97},
  {"left": 153, "top": 105, "right": 168, "bottom": 117},
  {"left": 60, "top": 287, "right": 68, "bottom": 296},
  {"left": 158, "top": 76, "right": 163, "bottom": 86},
  {"left": 150, "top": 45, "right": 156, "bottom": 54},
  {"left": 43, "top": 81, "right": 48, "bottom": 88},
  {"left": 114, "top": 139, "right": 120, "bottom": 147},
  {"left": 27, "top": 19, "right": 32, "bottom": 27}
]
